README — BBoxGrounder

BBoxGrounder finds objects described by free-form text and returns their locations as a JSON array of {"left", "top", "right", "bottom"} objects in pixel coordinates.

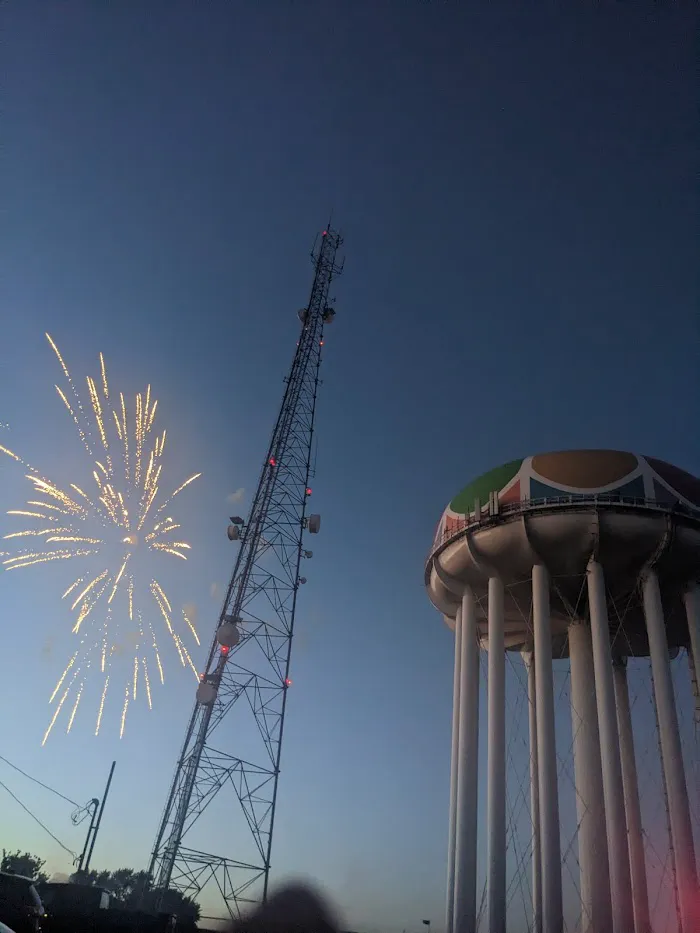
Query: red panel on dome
[
  {"left": 445, "top": 515, "right": 464, "bottom": 536},
  {"left": 499, "top": 479, "right": 521, "bottom": 505},
  {"left": 646, "top": 457, "right": 700, "bottom": 506}
]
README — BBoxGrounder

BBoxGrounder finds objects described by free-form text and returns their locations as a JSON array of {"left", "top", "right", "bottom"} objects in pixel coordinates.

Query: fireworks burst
[{"left": 1, "top": 335, "right": 201, "bottom": 742}]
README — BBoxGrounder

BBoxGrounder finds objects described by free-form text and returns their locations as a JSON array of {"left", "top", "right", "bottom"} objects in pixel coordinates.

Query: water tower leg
[
  {"left": 643, "top": 571, "right": 698, "bottom": 932},
  {"left": 612, "top": 658, "right": 651, "bottom": 933},
  {"left": 487, "top": 577, "right": 506, "bottom": 933},
  {"left": 684, "top": 585, "right": 700, "bottom": 727},
  {"left": 587, "top": 559, "right": 634, "bottom": 933},
  {"left": 532, "top": 564, "right": 563, "bottom": 933},
  {"left": 454, "top": 588, "right": 480, "bottom": 933},
  {"left": 568, "top": 621, "right": 612, "bottom": 933},
  {"left": 521, "top": 651, "right": 542, "bottom": 933},
  {"left": 446, "top": 606, "right": 463, "bottom": 933}
]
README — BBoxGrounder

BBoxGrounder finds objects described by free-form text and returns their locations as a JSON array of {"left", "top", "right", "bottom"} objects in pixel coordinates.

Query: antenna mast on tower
[{"left": 148, "top": 226, "right": 344, "bottom": 919}]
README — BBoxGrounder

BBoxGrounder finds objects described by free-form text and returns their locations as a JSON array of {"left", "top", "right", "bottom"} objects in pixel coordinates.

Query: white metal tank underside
[{"left": 426, "top": 501, "right": 700, "bottom": 658}]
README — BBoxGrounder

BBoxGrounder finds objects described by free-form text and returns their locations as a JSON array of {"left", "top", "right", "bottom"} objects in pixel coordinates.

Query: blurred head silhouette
[{"left": 231, "top": 883, "right": 338, "bottom": 933}]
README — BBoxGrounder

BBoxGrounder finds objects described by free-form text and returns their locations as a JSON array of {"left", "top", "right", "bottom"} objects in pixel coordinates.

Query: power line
[
  {"left": 0, "top": 754, "right": 79, "bottom": 808},
  {"left": 0, "top": 778, "right": 76, "bottom": 860}
]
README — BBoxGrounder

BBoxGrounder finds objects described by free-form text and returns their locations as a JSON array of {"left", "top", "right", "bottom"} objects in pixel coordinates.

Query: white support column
[
  {"left": 532, "top": 564, "right": 563, "bottom": 933},
  {"left": 568, "top": 622, "right": 612, "bottom": 933},
  {"left": 643, "top": 571, "right": 698, "bottom": 932},
  {"left": 446, "top": 607, "right": 463, "bottom": 933},
  {"left": 487, "top": 577, "right": 506, "bottom": 933},
  {"left": 454, "top": 588, "right": 479, "bottom": 933},
  {"left": 613, "top": 658, "right": 651, "bottom": 933},
  {"left": 522, "top": 651, "right": 542, "bottom": 933},
  {"left": 587, "top": 559, "right": 634, "bottom": 933},
  {"left": 685, "top": 585, "right": 700, "bottom": 727}
]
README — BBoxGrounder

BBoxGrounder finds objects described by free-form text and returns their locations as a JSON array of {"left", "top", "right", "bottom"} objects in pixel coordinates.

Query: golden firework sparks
[
  {"left": 68, "top": 570, "right": 109, "bottom": 611},
  {"left": 120, "top": 683, "right": 129, "bottom": 739},
  {"left": 95, "top": 676, "right": 109, "bottom": 736},
  {"left": 43, "top": 687, "right": 71, "bottom": 746},
  {"left": 1, "top": 335, "right": 201, "bottom": 741},
  {"left": 62, "top": 577, "right": 85, "bottom": 599},
  {"left": 67, "top": 682, "right": 85, "bottom": 734},
  {"left": 142, "top": 658, "right": 152, "bottom": 709},
  {"left": 182, "top": 609, "right": 200, "bottom": 646}
]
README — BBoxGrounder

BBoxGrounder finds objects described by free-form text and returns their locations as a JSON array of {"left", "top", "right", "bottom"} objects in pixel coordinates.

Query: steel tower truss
[{"left": 149, "top": 227, "right": 343, "bottom": 920}]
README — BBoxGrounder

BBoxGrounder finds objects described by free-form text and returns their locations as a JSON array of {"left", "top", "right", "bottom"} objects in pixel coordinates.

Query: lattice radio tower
[{"left": 148, "top": 225, "right": 344, "bottom": 919}]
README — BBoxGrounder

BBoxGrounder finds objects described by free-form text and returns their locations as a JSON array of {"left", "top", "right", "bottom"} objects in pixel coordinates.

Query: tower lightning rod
[{"left": 148, "top": 225, "right": 344, "bottom": 919}]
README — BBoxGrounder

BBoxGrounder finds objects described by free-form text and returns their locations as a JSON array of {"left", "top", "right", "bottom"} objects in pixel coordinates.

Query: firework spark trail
[
  {"left": 27, "top": 501, "right": 70, "bottom": 513},
  {"left": 155, "top": 473, "right": 202, "bottom": 516},
  {"left": 95, "top": 676, "right": 110, "bottom": 736},
  {"left": 150, "top": 580, "right": 185, "bottom": 666},
  {"left": 29, "top": 476, "right": 86, "bottom": 515},
  {"left": 1, "top": 336, "right": 201, "bottom": 740},
  {"left": 120, "top": 393, "right": 130, "bottom": 482},
  {"left": 7, "top": 510, "right": 59, "bottom": 521},
  {"left": 146, "top": 618, "right": 165, "bottom": 684},
  {"left": 150, "top": 543, "right": 189, "bottom": 560},
  {"left": 43, "top": 688, "right": 71, "bottom": 746},
  {"left": 183, "top": 609, "right": 200, "bottom": 646},
  {"left": 87, "top": 378, "right": 106, "bottom": 448},
  {"left": 174, "top": 635, "right": 198, "bottom": 677},
  {"left": 47, "top": 536, "right": 103, "bottom": 545},
  {"left": 143, "top": 660, "right": 152, "bottom": 709},
  {"left": 120, "top": 683, "right": 129, "bottom": 739},
  {"left": 107, "top": 556, "right": 130, "bottom": 604},
  {"left": 67, "top": 683, "right": 85, "bottom": 733},
  {"left": 4, "top": 527, "right": 70, "bottom": 539},
  {"left": 0, "top": 444, "right": 22, "bottom": 464},
  {"left": 69, "top": 571, "right": 109, "bottom": 611},
  {"left": 145, "top": 522, "right": 181, "bottom": 543},
  {"left": 74, "top": 578, "right": 111, "bottom": 633},
  {"left": 100, "top": 353, "right": 109, "bottom": 401},
  {"left": 134, "top": 394, "right": 144, "bottom": 487},
  {"left": 62, "top": 578, "right": 85, "bottom": 599},
  {"left": 55, "top": 386, "right": 92, "bottom": 458},
  {"left": 3, "top": 548, "right": 99, "bottom": 571},
  {"left": 46, "top": 333, "right": 93, "bottom": 455},
  {"left": 50, "top": 650, "right": 79, "bottom": 703},
  {"left": 152, "top": 580, "right": 172, "bottom": 613}
]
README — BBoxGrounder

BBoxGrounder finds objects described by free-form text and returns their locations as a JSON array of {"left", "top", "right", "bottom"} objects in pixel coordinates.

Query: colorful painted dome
[{"left": 437, "top": 451, "right": 700, "bottom": 543}]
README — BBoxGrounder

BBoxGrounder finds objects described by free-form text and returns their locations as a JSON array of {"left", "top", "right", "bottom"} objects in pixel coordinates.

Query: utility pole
[
  {"left": 148, "top": 226, "right": 344, "bottom": 921},
  {"left": 83, "top": 761, "right": 116, "bottom": 873}
]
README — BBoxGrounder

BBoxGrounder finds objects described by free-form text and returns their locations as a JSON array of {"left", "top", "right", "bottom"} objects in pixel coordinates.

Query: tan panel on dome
[{"left": 532, "top": 450, "right": 638, "bottom": 490}]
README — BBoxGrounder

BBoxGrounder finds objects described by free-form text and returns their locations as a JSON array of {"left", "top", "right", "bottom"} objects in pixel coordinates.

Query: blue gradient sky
[{"left": 1, "top": 3, "right": 698, "bottom": 932}]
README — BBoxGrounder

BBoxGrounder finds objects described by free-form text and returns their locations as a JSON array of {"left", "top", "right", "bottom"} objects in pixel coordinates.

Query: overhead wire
[
  {"left": 0, "top": 778, "right": 76, "bottom": 859},
  {"left": 0, "top": 753, "right": 79, "bottom": 808}
]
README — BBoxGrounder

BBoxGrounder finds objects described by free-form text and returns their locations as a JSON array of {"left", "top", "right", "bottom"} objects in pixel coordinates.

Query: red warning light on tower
[{"left": 149, "top": 222, "right": 344, "bottom": 905}]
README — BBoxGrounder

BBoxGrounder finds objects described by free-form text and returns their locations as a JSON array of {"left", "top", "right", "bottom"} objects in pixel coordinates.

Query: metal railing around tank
[{"left": 428, "top": 494, "right": 700, "bottom": 559}]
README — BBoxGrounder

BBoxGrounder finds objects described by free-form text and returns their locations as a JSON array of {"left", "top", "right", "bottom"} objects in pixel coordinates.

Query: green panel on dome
[{"left": 450, "top": 459, "right": 523, "bottom": 515}]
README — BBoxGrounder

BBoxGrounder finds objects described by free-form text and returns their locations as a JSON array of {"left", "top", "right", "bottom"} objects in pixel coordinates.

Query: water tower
[{"left": 425, "top": 450, "right": 700, "bottom": 933}]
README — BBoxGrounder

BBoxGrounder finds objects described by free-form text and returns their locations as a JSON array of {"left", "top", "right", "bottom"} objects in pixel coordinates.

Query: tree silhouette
[
  {"left": 69, "top": 868, "right": 200, "bottom": 922},
  {"left": 1, "top": 849, "right": 50, "bottom": 884}
]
